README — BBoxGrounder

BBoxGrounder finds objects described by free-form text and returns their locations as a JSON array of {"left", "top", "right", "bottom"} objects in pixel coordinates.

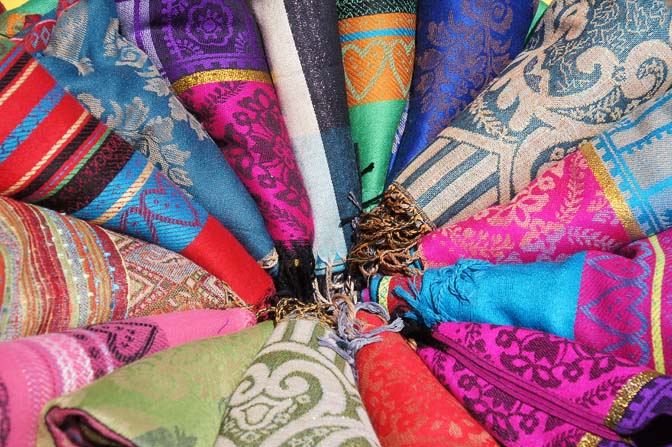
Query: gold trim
[
  {"left": 172, "top": 69, "right": 272, "bottom": 95},
  {"left": 580, "top": 142, "right": 644, "bottom": 240},
  {"left": 577, "top": 433, "right": 602, "bottom": 447},
  {"left": 377, "top": 276, "right": 391, "bottom": 311},
  {"left": 605, "top": 370, "right": 661, "bottom": 429},
  {"left": 650, "top": 234, "right": 667, "bottom": 373}
]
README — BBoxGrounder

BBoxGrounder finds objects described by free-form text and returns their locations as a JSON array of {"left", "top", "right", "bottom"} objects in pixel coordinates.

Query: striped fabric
[{"left": 0, "top": 40, "right": 274, "bottom": 305}]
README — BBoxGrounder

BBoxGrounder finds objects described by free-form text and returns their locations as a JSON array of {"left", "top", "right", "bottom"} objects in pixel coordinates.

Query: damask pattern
[{"left": 216, "top": 319, "right": 381, "bottom": 446}]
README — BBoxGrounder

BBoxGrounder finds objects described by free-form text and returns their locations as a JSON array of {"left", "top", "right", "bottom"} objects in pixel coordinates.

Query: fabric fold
[
  {"left": 39, "top": 321, "right": 273, "bottom": 447},
  {"left": 0, "top": 39, "right": 274, "bottom": 305},
  {"left": 2, "top": 308, "right": 256, "bottom": 447}
]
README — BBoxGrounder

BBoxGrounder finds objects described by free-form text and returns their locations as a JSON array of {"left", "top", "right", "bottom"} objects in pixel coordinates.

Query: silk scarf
[
  {"left": 387, "top": 0, "right": 534, "bottom": 181},
  {"left": 31, "top": 0, "right": 279, "bottom": 271},
  {"left": 0, "top": 39, "right": 274, "bottom": 305},
  {"left": 351, "top": 0, "right": 672, "bottom": 274},
  {"left": 246, "top": 0, "right": 361, "bottom": 275},
  {"left": 1, "top": 308, "right": 256, "bottom": 447},
  {"left": 337, "top": 0, "right": 416, "bottom": 208},
  {"left": 418, "top": 322, "right": 672, "bottom": 447},
  {"left": 39, "top": 321, "right": 273, "bottom": 447},
  {"left": 0, "top": 196, "right": 248, "bottom": 341},
  {"left": 215, "top": 319, "right": 381, "bottom": 446},
  {"left": 113, "top": 0, "right": 315, "bottom": 299}
]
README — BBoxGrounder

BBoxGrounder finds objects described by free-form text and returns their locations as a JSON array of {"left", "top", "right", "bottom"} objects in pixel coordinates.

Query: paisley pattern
[{"left": 216, "top": 319, "right": 381, "bottom": 446}]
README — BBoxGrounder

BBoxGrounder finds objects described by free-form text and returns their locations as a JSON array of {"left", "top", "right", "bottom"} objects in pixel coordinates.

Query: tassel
[
  {"left": 274, "top": 241, "right": 316, "bottom": 303},
  {"left": 349, "top": 183, "right": 434, "bottom": 277},
  {"left": 396, "top": 259, "right": 491, "bottom": 328}
]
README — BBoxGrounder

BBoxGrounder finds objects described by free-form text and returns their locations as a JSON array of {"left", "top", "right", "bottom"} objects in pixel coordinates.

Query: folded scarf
[
  {"left": 0, "top": 196, "right": 250, "bottom": 340},
  {"left": 216, "top": 318, "right": 381, "bottom": 446},
  {"left": 418, "top": 322, "right": 672, "bottom": 447},
  {"left": 371, "top": 226, "right": 672, "bottom": 373},
  {"left": 2, "top": 308, "right": 256, "bottom": 447},
  {"left": 355, "top": 310, "right": 498, "bottom": 447},
  {"left": 0, "top": 39, "right": 274, "bottom": 305},
  {"left": 351, "top": 0, "right": 672, "bottom": 273},
  {"left": 29, "top": 0, "right": 280, "bottom": 271},
  {"left": 247, "top": 0, "right": 361, "bottom": 275},
  {"left": 387, "top": 0, "right": 534, "bottom": 181},
  {"left": 113, "top": 0, "right": 314, "bottom": 299},
  {"left": 368, "top": 87, "right": 672, "bottom": 275},
  {"left": 0, "top": 0, "right": 54, "bottom": 39},
  {"left": 337, "top": 0, "right": 416, "bottom": 207},
  {"left": 39, "top": 321, "right": 272, "bottom": 447}
]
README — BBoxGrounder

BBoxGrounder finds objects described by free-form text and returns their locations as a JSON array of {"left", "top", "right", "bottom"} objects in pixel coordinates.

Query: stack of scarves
[
  {"left": 0, "top": 38, "right": 275, "bottom": 305},
  {"left": 0, "top": 308, "right": 256, "bottom": 446},
  {"left": 336, "top": 0, "right": 416, "bottom": 208},
  {"left": 351, "top": 0, "right": 672, "bottom": 275},
  {"left": 112, "top": 0, "right": 315, "bottom": 299}
]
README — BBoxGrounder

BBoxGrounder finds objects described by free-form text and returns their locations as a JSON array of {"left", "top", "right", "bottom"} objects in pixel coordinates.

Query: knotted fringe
[
  {"left": 313, "top": 262, "right": 359, "bottom": 307},
  {"left": 394, "top": 260, "right": 491, "bottom": 328},
  {"left": 274, "top": 241, "right": 316, "bottom": 303},
  {"left": 319, "top": 299, "right": 404, "bottom": 381},
  {"left": 349, "top": 182, "right": 434, "bottom": 278}
]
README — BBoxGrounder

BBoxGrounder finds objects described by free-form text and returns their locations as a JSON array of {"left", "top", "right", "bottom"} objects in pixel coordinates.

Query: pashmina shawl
[
  {"left": 1, "top": 308, "right": 256, "bottom": 447},
  {"left": 0, "top": 196, "right": 248, "bottom": 341},
  {"left": 355, "top": 310, "right": 498, "bottom": 447},
  {"left": 33, "top": 0, "right": 278, "bottom": 271},
  {"left": 247, "top": 0, "right": 362, "bottom": 275},
  {"left": 387, "top": 0, "right": 534, "bottom": 181},
  {"left": 336, "top": 0, "right": 416, "bottom": 207},
  {"left": 376, "top": 88, "right": 672, "bottom": 275},
  {"left": 0, "top": 39, "right": 275, "bottom": 305},
  {"left": 372, "top": 227, "right": 672, "bottom": 373},
  {"left": 113, "top": 0, "right": 315, "bottom": 299},
  {"left": 418, "top": 322, "right": 672, "bottom": 447},
  {"left": 215, "top": 319, "right": 381, "bottom": 446},
  {"left": 39, "top": 321, "right": 273, "bottom": 447},
  {"left": 351, "top": 0, "right": 672, "bottom": 275}
]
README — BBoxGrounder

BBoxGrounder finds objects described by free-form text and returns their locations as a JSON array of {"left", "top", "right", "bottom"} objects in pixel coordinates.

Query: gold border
[
  {"left": 172, "top": 69, "right": 272, "bottom": 95},
  {"left": 605, "top": 370, "right": 661, "bottom": 429},
  {"left": 377, "top": 276, "right": 392, "bottom": 311},
  {"left": 577, "top": 433, "right": 602, "bottom": 447}
]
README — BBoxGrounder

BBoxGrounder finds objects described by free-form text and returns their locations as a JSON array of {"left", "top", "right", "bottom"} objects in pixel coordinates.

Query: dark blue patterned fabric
[{"left": 387, "top": 0, "right": 534, "bottom": 182}]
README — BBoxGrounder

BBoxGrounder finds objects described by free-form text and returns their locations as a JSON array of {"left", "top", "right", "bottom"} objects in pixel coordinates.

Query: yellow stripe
[
  {"left": 171, "top": 69, "right": 272, "bottom": 95},
  {"left": 90, "top": 160, "right": 154, "bottom": 225},
  {"left": 5, "top": 111, "right": 91, "bottom": 195},
  {"left": 0, "top": 59, "right": 37, "bottom": 107},
  {"left": 650, "top": 234, "right": 666, "bottom": 373},
  {"left": 377, "top": 276, "right": 391, "bottom": 312},
  {"left": 580, "top": 142, "right": 644, "bottom": 240}
]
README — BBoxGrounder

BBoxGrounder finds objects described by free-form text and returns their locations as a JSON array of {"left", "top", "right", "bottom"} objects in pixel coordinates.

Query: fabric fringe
[
  {"left": 349, "top": 182, "right": 434, "bottom": 277},
  {"left": 274, "top": 241, "right": 316, "bottom": 303}
]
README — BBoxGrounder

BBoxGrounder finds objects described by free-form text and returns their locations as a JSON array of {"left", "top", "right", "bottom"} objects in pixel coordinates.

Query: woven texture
[
  {"left": 1, "top": 308, "right": 256, "bottom": 447},
  {"left": 39, "top": 321, "right": 271, "bottom": 447},
  {"left": 0, "top": 39, "right": 274, "bottom": 305}
]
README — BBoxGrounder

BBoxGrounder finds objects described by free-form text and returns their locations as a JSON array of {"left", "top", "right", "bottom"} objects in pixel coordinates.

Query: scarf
[
  {"left": 38, "top": 321, "right": 272, "bottom": 447},
  {"left": 355, "top": 310, "right": 498, "bottom": 447},
  {"left": 371, "top": 226, "right": 672, "bottom": 373},
  {"left": 336, "top": 0, "right": 416, "bottom": 208},
  {"left": 351, "top": 0, "right": 672, "bottom": 274},
  {"left": 387, "top": 0, "right": 534, "bottom": 181},
  {"left": 30, "top": 0, "right": 280, "bottom": 271},
  {"left": 0, "top": 39, "right": 275, "bottom": 305},
  {"left": 113, "top": 0, "right": 315, "bottom": 299},
  {"left": 371, "top": 87, "right": 672, "bottom": 275},
  {"left": 216, "top": 319, "right": 381, "bottom": 446},
  {"left": 418, "top": 322, "right": 672, "bottom": 446},
  {"left": 1, "top": 308, "right": 256, "bottom": 447},
  {"left": 0, "top": 196, "right": 250, "bottom": 340},
  {"left": 246, "top": 0, "right": 361, "bottom": 275}
]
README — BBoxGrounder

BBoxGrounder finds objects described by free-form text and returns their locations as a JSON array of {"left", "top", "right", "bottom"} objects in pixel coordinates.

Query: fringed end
[
  {"left": 348, "top": 183, "right": 434, "bottom": 278},
  {"left": 273, "top": 241, "right": 316, "bottom": 303}
]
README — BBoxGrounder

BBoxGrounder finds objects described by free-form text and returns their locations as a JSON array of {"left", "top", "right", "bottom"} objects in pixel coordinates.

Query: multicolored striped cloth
[
  {"left": 113, "top": 0, "right": 315, "bottom": 299},
  {"left": 0, "top": 39, "right": 275, "bottom": 305},
  {"left": 247, "top": 0, "right": 361, "bottom": 275},
  {"left": 1, "top": 308, "right": 256, "bottom": 447},
  {"left": 351, "top": 0, "right": 672, "bottom": 275},
  {"left": 337, "top": 0, "right": 416, "bottom": 208}
]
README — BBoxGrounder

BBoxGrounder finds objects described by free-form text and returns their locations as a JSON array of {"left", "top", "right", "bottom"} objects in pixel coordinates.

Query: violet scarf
[
  {"left": 0, "top": 39, "right": 275, "bottom": 305},
  {"left": 418, "top": 322, "right": 672, "bottom": 446},
  {"left": 351, "top": 0, "right": 672, "bottom": 274},
  {"left": 113, "top": 0, "right": 315, "bottom": 299},
  {"left": 0, "top": 308, "right": 256, "bottom": 447}
]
